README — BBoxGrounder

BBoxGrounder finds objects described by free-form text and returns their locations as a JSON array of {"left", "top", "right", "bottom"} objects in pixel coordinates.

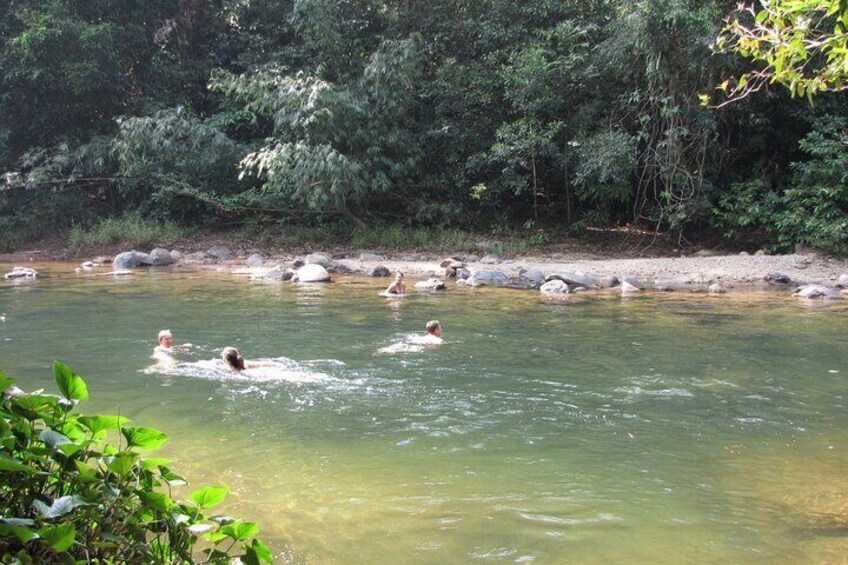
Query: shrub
[
  {"left": 0, "top": 362, "right": 272, "bottom": 564},
  {"left": 69, "top": 212, "right": 190, "bottom": 249}
]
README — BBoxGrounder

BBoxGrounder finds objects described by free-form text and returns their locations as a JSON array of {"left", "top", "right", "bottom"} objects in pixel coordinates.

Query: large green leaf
[
  {"left": 121, "top": 426, "right": 168, "bottom": 450},
  {"left": 140, "top": 491, "right": 173, "bottom": 512},
  {"left": 38, "top": 523, "right": 76, "bottom": 552},
  {"left": 54, "top": 362, "right": 89, "bottom": 402},
  {"left": 191, "top": 486, "right": 229, "bottom": 509},
  {"left": 40, "top": 429, "right": 72, "bottom": 449},
  {"left": 0, "top": 371, "right": 13, "bottom": 394},
  {"left": 220, "top": 521, "right": 259, "bottom": 541},
  {"left": 243, "top": 538, "right": 274, "bottom": 565},
  {"left": 105, "top": 452, "right": 139, "bottom": 476},
  {"left": 0, "top": 524, "right": 39, "bottom": 544},
  {"left": 32, "top": 495, "right": 89, "bottom": 519},
  {"left": 79, "top": 415, "right": 128, "bottom": 435},
  {"left": 0, "top": 454, "right": 34, "bottom": 474}
]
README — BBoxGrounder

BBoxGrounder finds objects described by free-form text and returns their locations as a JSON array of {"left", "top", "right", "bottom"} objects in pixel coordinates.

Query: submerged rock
[
  {"left": 795, "top": 284, "right": 842, "bottom": 300},
  {"left": 415, "top": 278, "right": 447, "bottom": 291},
  {"left": 4, "top": 266, "right": 37, "bottom": 279}
]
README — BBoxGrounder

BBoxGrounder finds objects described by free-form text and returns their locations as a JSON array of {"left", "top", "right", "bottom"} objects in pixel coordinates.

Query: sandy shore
[{"left": 356, "top": 251, "right": 848, "bottom": 288}]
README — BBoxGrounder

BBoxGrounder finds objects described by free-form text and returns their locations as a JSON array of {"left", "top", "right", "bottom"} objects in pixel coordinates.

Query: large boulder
[
  {"left": 305, "top": 252, "right": 336, "bottom": 270},
  {"left": 335, "top": 260, "right": 360, "bottom": 274},
  {"left": 518, "top": 268, "right": 546, "bottom": 288},
  {"left": 836, "top": 273, "right": 848, "bottom": 288},
  {"left": 149, "top": 248, "right": 174, "bottom": 266},
  {"left": 370, "top": 265, "right": 391, "bottom": 277},
  {"left": 295, "top": 264, "right": 332, "bottom": 283},
  {"left": 795, "top": 284, "right": 842, "bottom": 299},
  {"left": 546, "top": 272, "right": 597, "bottom": 289},
  {"left": 620, "top": 274, "right": 645, "bottom": 290},
  {"left": 540, "top": 280, "right": 569, "bottom": 294},
  {"left": 465, "top": 270, "right": 511, "bottom": 287},
  {"left": 595, "top": 275, "right": 620, "bottom": 288},
  {"left": 113, "top": 251, "right": 151, "bottom": 269}
]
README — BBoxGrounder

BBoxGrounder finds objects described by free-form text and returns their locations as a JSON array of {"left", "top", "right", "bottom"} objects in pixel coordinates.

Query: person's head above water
[
  {"left": 425, "top": 320, "right": 442, "bottom": 337},
  {"left": 221, "top": 347, "right": 246, "bottom": 371},
  {"left": 157, "top": 329, "right": 173, "bottom": 347}
]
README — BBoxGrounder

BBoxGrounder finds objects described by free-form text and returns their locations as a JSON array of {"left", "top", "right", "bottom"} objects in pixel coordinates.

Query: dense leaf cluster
[
  {"left": 0, "top": 0, "right": 845, "bottom": 251},
  {"left": 0, "top": 362, "right": 272, "bottom": 564}
]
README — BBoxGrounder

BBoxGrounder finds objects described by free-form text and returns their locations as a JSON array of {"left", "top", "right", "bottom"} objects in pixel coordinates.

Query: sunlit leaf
[
  {"left": 191, "top": 486, "right": 229, "bottom": 509},
  {"left": 38, "top": 523, "right": 76, "bottom": 552},
  {"left": 54, "top": 361, "right": 89, "bottom": 401},
  {"left": 79, "top": 415, "right": 128, "bottom": 435},
  {"left": 220, "top": 521, "right": 259, "bottom": 541},
  {"left": 121, "top": 426, "right": 168, "bottom": 450}
]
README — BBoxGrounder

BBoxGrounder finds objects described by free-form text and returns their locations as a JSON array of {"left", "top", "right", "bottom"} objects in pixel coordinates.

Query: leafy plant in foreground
[{"left": 0, "top": 362, "right": 273, "bottom": 564}]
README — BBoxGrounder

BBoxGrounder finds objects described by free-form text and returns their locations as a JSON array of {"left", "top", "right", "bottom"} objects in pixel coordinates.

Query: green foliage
[
  {"left": 714, "top": 0, "right": 848, "bottom": 103},
  {"left": 715, "top": 117, "right": 848, "bottom": 254},
  {"left": 0, "top": 362, "right": 272, "bottom": 564},
  {"left": 68, "top": 212, "right": 190, "bottom": 249}
]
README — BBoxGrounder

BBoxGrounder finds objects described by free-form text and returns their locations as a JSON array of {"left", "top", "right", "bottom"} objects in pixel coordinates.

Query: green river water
[{"left": 2, "top": 262, "right": 848, "bottom": 564}]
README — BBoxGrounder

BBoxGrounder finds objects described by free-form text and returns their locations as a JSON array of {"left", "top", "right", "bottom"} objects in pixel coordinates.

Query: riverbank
[{"left": 2, "top": 229, "right": 847, "bottom": 290}]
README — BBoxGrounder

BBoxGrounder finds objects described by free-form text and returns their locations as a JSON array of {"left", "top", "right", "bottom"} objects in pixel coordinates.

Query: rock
[
  {"left": 370, "top": 265, "right": 391, "bottom": 277},
  {"left": 540, "top": 280, "right": 569, "bottom": 294},
  {"left": 754, "top": 249, "right": 767, "bottom": 256},
  {"left": 835, "top": 273, "right": 848, "bottom": 288},
  {"left": 206, "top": 246, "right": 233, "bottom": 260},
  {"left": 335, "top": 260, "right": 360, "bottom": 274},
  {"left": 170, "top": 250, "right": 183, "bottom": 261},
  {"left": 80, "top": 261, "right": 95, "bottom": 270},
  {"left": 546, "top": 272, "right": 597, "bottom": 289},
  {"left": 465, "top": 254, "right": 481, "bottom": 263},
  {"left": 795, "top": 284, "right": 842, "bottom": 300},
  {"left": 708, "top": 283, "right": 727, "bottom": 294},
  {"left": 654, "top": 274, "right": 692, "bottom": 289},
  {"left": 292, "top": 256, "right": 305, "bottom": 268},
  {"left": 90, "top": 256, "right": 111, "bottom": 265},
  {"left": 440, "top": 257, "right": 465, "bottom": 268},
  {"left": 763, "top": 273, "right": 791, "bottom": 285},
  {"left": 739, "top": 251, "right": 749, "bottom": 256},
  {"left": 4, "top": 266, "right": 37, "bottom": 279},
  {"left": 480, "top": 254, "right": 500, "bottom": 265},
  {"left": 455, "top": 267, "right": 471, "bottom": 280},
  {"left": 112, "top": 251, "right": 151, "bottom": 269},
  {"left": 149, "top": 248, "right": 174, "bottom": 266},
  {"left": 255, "top": 266, "right": 295, "bottom": 281},
  {"left": 620, "top": 274, "right": 645, "bottom": 290},
  {"left": 519, "top": 268, "right": 546, "bottom": 288},
  {"left": 246, "top": 253, "right": 265, "bottom": 268},
  {"left": 295, "top": 264, "right": 331, "bottom": 283},
  {"left": 621, "top": 280, "right": 642, "bottom": 293},
  {"left": 305, "top": 252, "right": 335, "bottom": 270},
  {"left": 465, "top": 270, "right": 511, "bottom": 287},
  {"left": 415, "top": 278, "right": 447, "bottom": 291},
  {"left": 595, "top": 274, "right": 620, "bottom": 288}
]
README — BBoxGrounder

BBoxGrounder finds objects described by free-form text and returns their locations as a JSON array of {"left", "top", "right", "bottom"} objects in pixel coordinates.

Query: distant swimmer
[
  {"left": 221, "top": 346, "right": 275, "bottom": 372},
  {"left": 376, "top": 320, "right": 444, "bottom": 355},
  {"left": 383, "top": 272, "right": 406, "bottom": 295},
  {"left": 152, "top": 329, "right": 193, "bottom": 364}
]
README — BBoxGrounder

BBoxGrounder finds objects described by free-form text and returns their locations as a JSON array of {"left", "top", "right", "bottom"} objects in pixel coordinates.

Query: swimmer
[
  {"left": 221, "top": 347, "right": 274, "bottom": 372},
  {"left": 152, "top": 329, "right": 192, "bottom": 364},
  {"left": 420, "top": 320, "right": 444, "bottom": 345},
  {"left": 384, "top": 272, "right": 406, "bottom": 295}
]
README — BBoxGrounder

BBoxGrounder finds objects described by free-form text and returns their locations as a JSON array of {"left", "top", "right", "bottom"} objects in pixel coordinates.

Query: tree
[{"left": 713, "top": 0, "right": 848, "bottom": 104}]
